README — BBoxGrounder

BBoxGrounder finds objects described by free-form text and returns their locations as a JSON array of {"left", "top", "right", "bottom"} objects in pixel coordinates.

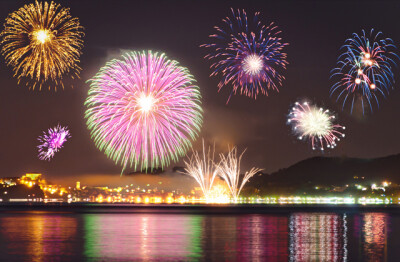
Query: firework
[
  {"left": 217, "top": 147, "right": 262, "bottom": 202},
  {"left": 1, "top": 1, "right": 84, "bottom": 90},
  {"left": 287, "top": 102, "right": 346, "bottom": 150},
  {"left": 330, "top": 29, "right": 398, "bottom": 114},
  {"left": 201, "top": 8, "right": 288, "bottom": 102},
  {"left": 181, "top": 141, "right": 219, "bottom": 202},
  {"left": 85, "top": 51, "right": 203, "bottom": 172},
  {"left": 207, "top": 179, "right": 231, "bottom": 204},
  {"left": 38, "top": 125, "right": 71, "bottom": 161}
]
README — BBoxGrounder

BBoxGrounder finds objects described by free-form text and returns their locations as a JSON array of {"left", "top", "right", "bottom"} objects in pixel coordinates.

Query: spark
[
  {"left": 181, "top": 140, "right": 219, "bottom": 203},
  {"left": 217, "top": 147, "right": 262, "bottom": 202}
]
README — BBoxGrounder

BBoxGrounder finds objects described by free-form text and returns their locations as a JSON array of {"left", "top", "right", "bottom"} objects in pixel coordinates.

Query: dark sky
[{"left": 0, "top": 0, "right": 400, "bottom": 183}]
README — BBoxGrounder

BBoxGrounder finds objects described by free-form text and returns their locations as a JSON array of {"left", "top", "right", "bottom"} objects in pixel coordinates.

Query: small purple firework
[
  {"left": 38, "top": 125, "right": 71, "bottom": 161},
  {"left": 201, "top": 8, "right": 288, "bottom": 103}
]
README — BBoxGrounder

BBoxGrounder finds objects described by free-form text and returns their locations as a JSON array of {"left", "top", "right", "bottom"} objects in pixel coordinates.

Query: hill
[{"left": 248, "top": 154, "right": 400, "bottom": 188}]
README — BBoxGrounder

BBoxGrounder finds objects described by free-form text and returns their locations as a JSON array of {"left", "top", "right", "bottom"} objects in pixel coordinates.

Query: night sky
[{"left": 0, "top": 0, "right": 399, "bottom": 184}]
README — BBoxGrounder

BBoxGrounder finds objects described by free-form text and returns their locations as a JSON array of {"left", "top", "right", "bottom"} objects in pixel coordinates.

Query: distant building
[
  {"left": 24, "top": 173, "right": 42, "bottom": 181},
  {"left": 76, "top": 181, "right": 81, "bottom": 190}
]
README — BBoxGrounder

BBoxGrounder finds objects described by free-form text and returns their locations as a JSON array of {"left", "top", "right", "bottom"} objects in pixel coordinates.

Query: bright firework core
[
  {"left": 242, "top": 54, "right": 263, "bottom": 75},
  {"left": 298, "top": 106, "right": 332, "bottom": 137},
  {"left": 34, "top": 29, "right": 51, "bottom": 44},
  {"left": 138, "top": 95, "right": 154, "bottom": 113}
]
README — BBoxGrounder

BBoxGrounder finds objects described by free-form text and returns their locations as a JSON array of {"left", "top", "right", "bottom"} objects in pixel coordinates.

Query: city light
[{"left": 0, "top": 174, "right": 398, "bottom": 205}]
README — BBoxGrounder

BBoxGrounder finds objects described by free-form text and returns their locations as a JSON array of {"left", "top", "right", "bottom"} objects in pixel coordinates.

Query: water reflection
[
  {"left": 202, "top": 215, "right": 238, "bottom": 261},
  {"left": 0, "top": 211, "right": 395, "bottom": 261},
  {"left": 83, "top": 214, "right": 203, "bottom": 261},
  {"left": 201, "top": 215, "right": 288, "bottom": 261},
  {"left": 236, "top": 215, "right": 288, "bottom": 262},
  {"left": 0, "top": 212, "right": 77, "bottom": 262},
  {"left": 361, "top": 213, "right": 388, "bottom": 261},
  {"left": 82, "top": 213, "right": 291, "bottom": 261},
  {"left": 289, "top": 213, "right": 348, "bottom": 261}
]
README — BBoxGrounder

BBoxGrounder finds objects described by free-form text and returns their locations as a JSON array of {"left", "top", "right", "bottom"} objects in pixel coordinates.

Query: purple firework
[
  {"left": 85, "top": 51, "right": 203, "bottom": 172},
  {"left": 201, "top": 8, "right": 288, "bottom": 103},
  {"left": 38, "top": 125, "right": 71, "bottom": 161}
]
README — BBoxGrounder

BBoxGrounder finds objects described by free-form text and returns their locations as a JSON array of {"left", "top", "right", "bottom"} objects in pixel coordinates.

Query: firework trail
[
  {"left": 85, "top": 51, "right": 203, "bottom": 172},
  {"left": 38, "top": 125, "right": 71, "bottom": 161},
  {"left": 181, "top": 140, "right": 219, "bottom": 202},
  {"left": 330, "top": 29, "right": 398, "bottom": 114},
  {"left": 287, "top": 102, "right": 346, "bottom": 150},
  {"left": 0, "top": 1, "right": 84, "bottom": 90},
  {"left": 201, "top": 8, "right": 288, "bottom": 103},
  {"left": 217, "top": 147, "right": 262, "bottom": 202}
]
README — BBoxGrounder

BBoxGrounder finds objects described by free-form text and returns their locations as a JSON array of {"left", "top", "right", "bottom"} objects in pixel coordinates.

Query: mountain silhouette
[{"left": 249, "top": 154, "right": 400, "bottom": 188}]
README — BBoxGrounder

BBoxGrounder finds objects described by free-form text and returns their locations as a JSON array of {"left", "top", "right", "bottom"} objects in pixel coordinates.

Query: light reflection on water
[
  {"left": 361, "top": 213, "right": 388, "bottom": 262},
  {"left": 0, "top": 211, "right": 78, "bottom": 262},
  {"left": 0, "top": 211, "right": 396, "bottom": 261},
  {"left": 289, "top": 213, "right": 348, "bottom": 261},
  {"left": 83, "top": 214, "right": 203, "bottom": 261}
]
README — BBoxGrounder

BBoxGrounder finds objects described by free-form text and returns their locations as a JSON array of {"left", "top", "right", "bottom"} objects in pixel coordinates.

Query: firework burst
[
  {"left": 287, "top": 102, "right": 346, "bottom": 150},
  {"left": 85, "top": 51, "right": 203, "bottom": 172},
  {"left": 201, "top": 8, "right": 288, "bottom": 103},
  {"left": 181, "top": 140, "right": 219, "bottom": 202},
  {"left": 330, "top": 29, "right": 398, "bottom": 114},
  {"left": 38, "top": 125, "right": 71, "bottom": 161},
  {"left": 0, "top": 1, "right": 84, "bottom": 90},
  {"left": 217, "top": 147, "right": 262, "bottom": 202}
]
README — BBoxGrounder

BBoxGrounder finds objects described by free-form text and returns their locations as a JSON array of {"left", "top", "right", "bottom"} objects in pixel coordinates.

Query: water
[{"left": 0, "top": 209, "right": 398, "bottom": 261}]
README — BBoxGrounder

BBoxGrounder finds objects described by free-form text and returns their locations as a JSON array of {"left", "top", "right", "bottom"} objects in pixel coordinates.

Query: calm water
[{"left": 0, "top": 209, "right": 398, "bottom": 261}]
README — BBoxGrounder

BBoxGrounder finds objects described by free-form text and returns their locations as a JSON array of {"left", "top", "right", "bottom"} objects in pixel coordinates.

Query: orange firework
[{"left": 0, "top": 1, "right": 84, "bottom": 90}]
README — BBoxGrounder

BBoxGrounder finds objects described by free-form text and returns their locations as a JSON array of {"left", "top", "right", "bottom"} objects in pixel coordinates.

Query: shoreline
[{"left": 0, "top": 202, "right": 399, "bottom": 214}]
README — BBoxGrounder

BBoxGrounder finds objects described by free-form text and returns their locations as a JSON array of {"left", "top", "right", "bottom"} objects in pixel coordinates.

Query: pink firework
[
  {"left": 38, "top": 125, "right": 71, "bottom": 161},
  {"left": 85, "top": 51, "right": 203, "bottom": 172}
]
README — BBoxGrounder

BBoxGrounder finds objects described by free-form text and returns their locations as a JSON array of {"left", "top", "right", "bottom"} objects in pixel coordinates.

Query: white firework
[
  {"left": 217, "top": 147, "right": 262, "bottom": 202},
  {"left": 287, "top": 102, "right": 346, "bottom": 150},
  {"left": 181, "top": 141, "right": 219, "bottom": 202}
]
